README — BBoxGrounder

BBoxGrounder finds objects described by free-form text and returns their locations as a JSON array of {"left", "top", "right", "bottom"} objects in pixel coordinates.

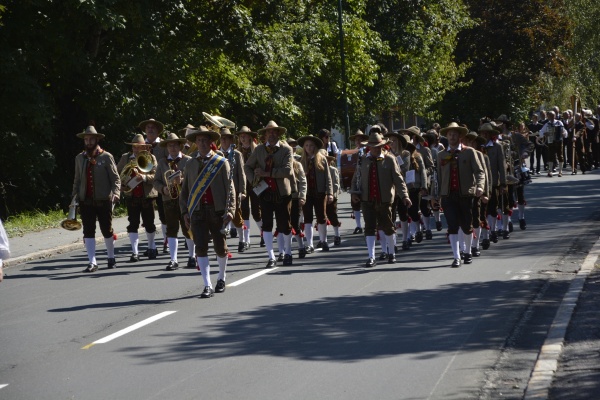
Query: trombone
[{"left": 120, "top": 151, "right": 154, "bottom": 193}]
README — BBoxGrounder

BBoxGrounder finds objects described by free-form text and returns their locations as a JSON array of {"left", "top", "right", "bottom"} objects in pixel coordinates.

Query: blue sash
[{"left": 187, "top": 154, "right": 226, "bottom": 215}]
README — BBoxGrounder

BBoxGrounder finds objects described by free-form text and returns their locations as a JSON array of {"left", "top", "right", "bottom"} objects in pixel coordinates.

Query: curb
[
  {"left": 523, "top": 236, "right": 600, "bottom": 399},
  {"left": 3, "top": 230, "right": 140, "bottom": 269}
]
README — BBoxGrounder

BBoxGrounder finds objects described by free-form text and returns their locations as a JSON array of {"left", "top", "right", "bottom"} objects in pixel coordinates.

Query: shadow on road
[{"left": 116, "top": 278, "right": 568, "bottom": 365}]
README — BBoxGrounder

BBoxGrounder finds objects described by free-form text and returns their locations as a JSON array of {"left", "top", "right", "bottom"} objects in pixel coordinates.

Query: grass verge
[{"left": 4, "top": 204, "right": 128, "bottom": 238}]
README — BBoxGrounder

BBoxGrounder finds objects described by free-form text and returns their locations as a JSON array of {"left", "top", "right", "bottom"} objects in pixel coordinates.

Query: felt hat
[
  {"left": 124, "top": 133, "right": 148, "bottom": 145},
  {"left": 349, "top": 129, "right": 369, "bottom": 142},
  {"left": 186, "top": 125, "right": 220, "bottom": 142},
  {"left": 398, "top": 126, "right": 421, "bottom": 137},
  {"left": 297, "top": 135, "right": 324, "bottom": 149},
  {"left": 361, "top": 130, "right": 389, "bottom": 147},
  {"left": 76, "top": 125, "right": 105, "bottom": 139},
  {"left": 439, "top": 122, "right": 469, "bottom": 137},
  {"left": 384, "top": 131, "right": 408, "bottom": 149},
  {"left": 178, "top": 124, "right": 196, "bottom": 137},
  {"left": 159, "top": 132, "right": 187, "bottom": 147},
  {"left": 235, "top": 125, "right": 258, "bottom": 139},
  {"left": 138, "top": 118, "right": 165, "bottom": 134},
  {"left": 257, "top": 120, "right": 287, "bottom": 135}
]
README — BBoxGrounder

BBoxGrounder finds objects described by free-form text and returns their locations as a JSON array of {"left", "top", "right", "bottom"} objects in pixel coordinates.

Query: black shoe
[
  {"left": 215, "top": 279, "right": 226, "bottom": 293},
  {"left": 463, "top": 253, "right": 473, "bottom": 264},
  {"left": 260, "top": 237, "right": 265, "bottom": 247},
  {"left": 265, "top": 258, "right": 276, "bottom": 268},
  {"left": 107, "top": 258, "right": 117, "bottom": 269},
  {"left": 353, "top": 227, "right": 363, "bottom": 234},
  {"left": 305, "top": 245, "right": 315, "bottom": 254},
  {"left": 490, "top": 232, "right": 498, "bottom": 243},
  {"left": 436, "top": 221, "right": 443, "bottom": 231},
  {"left": 230, "top": 229, "right": 237, "bottom": 238},
  {"left": 334, "top": 236, "right": 341, "bottom": 246},
  {"left": 316, "top": 241, "right": 323, "bottom": 249},
  {"left": 388, "top": 253, "right": 396, "bottom": 264},
  {"left": 143, "top": 249, "right": 149, "bottom": 257},
  {"left": 415, "top": 231, "right": 423, "bottom": 243},
  {"left": 481, "top": 239, "right": 490, "bottom": 250},
  {"left": 503, "top": 230, "right": 510, "bottom": 239},
  {"left": 408, "top": 234, "right": 415, "bottom": 244},
  {"left": 379, "top": 252, "right": 387, "bottom": 261},
  {"left": 425, "top": 230, "right": 433, "bottom": 240},
  {"left": 365, "top": 258, "right": 376, "bottom": 268},
  {"left": 186, "top": 257, "right": 196, "bottom": 269},
  {"left": 283, "top": 254, "right": 293, "bottom": 266},
  {"left": 402, "top": 241, "right": 410, "bottom": 251},
  {"left": 148, "top": 248, "right": 158, "bottom": 259},
  {"left": 519, "top": 219, "right": 526, "bottom": 230},
  {"left": 200, "top": 286, "right": 214, "bottom": 298},
  {"left": 451, "top": 258, "right": 461, "bottom": 268},
  {"left": 460, "top": 251, "right": 465, "bottom": 260},
  {"left": 244, "top": 242, "right": 250, "bottom": 250},
  {"left": 321, "top": 242, "right": 330, "bottom": 252},
  {"left": 238, "top": 242, "right": 246, "bottom": 252},
  {"left": 508, "top": 221, "right": 514, "bottom": 233},
  {"left": 129, "top": 254, "right": 139, "bottom": 262},
  {"left": 471, "top": 247, "right": 481, "bottom": 257},
  {"left": 277, "top": 253, "right": 285, "bottom": 262},
  {"left": 166, "top": 260, "right": 179, "bottom": 271},
  {"left": 83, "top": 263, "right": 98, "bottom": 273},
  {"left": 298, "top": 247, "right": 307, "bottom": 259}
]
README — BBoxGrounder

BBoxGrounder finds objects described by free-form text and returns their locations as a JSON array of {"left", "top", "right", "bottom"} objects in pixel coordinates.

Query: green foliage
[
  {"left": 0, "top": 0, "right": 594, "bottom": 218},
  {"left": 435, "top": 0, "right": 571, "bottom": 127}
]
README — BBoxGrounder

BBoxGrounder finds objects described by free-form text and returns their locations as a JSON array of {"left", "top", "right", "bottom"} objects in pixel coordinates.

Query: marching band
[{"left": 68, "top": 109, "right": 599, "bottom": 297}]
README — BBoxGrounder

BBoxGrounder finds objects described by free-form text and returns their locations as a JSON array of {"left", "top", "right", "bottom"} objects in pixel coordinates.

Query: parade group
[{"left": 71, "top": 106, "right": 599, "bottom": 298}]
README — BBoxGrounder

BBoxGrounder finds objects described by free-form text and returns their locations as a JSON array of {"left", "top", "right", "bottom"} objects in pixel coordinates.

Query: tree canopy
[{"left": 0, "top": 0, "right": 594, "bottom": 217}]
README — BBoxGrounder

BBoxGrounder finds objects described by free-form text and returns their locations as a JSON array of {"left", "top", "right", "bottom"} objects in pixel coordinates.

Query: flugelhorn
[
  {"left": 164, "top": 169, "right": 182, "bottom": 199},
  {"left": 61, "top": 195, "right": 82, "bottom": 230},
  {"left": 120, "top": 151, "right": 154, "bottom": 193}
]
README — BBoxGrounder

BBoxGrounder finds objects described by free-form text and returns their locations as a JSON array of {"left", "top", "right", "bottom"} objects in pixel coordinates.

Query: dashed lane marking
[
  {"left": 81, "top": 311, "right": 177, "bottom": 350},
  {"left": 227, "top": 267, "right": 279, "bottom": 287}
]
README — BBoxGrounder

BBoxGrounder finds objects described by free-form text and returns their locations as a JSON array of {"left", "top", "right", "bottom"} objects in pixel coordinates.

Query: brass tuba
[
  {"left": 202, "top": 112, "right": 236, "bottom": 132},
  {"left": 60, "top": 195, "right": 82, "bottom": 230},
  {"left": 120, "top": 151, "right": 154, "bottom": 193}
]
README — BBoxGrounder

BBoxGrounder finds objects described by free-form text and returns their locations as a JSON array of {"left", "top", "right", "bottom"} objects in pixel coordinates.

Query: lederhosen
[{"left": 240, "top": 146, "right": 262, "bottom": 222}]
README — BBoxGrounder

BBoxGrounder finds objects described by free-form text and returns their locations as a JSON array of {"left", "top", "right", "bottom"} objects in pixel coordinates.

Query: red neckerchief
[{"left": 83, "top": 146, "right": 104, "bottom": 165}]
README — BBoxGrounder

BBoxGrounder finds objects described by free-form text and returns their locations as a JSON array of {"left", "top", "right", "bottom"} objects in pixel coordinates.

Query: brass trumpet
[
  {"left": 120, "top": 151, "right": 154, "bottom": 194},
  {"left": 60, "top": 195, "right": 82, "bottom": 230}
]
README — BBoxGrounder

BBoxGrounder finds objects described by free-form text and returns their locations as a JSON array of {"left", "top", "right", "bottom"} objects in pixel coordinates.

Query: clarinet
[{"left": 220, "top": 144, "right": 237, "bottom": 234}]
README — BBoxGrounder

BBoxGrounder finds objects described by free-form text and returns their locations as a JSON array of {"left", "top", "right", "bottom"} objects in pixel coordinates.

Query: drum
[{"left": 340, "top": 149, "right": 359, "bottom": 190}]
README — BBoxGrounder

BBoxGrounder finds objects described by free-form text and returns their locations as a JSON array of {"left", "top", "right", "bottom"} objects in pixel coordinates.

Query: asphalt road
[{"left": 1, "top": 170, "right": 600, "bottom": 400}]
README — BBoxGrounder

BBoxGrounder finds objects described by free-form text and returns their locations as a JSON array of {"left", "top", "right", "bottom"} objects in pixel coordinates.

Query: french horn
[{"left": 60, "top": 195, "right": 82, "bottom": 230}]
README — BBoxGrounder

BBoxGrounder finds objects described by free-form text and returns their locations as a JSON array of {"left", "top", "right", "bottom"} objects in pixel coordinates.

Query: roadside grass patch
[{"left": 4, "top": 204, "right": 128, "bottom": 238}]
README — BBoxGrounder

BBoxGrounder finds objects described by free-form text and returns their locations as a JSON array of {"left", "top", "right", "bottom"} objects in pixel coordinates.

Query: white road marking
[
  {"left": 0, "top": 384, "right": 8, "bottom": 390},
  {"left": 228, "top": 267, "right": 279, "bottom": 287},
  {"left": 511, "top": 275, "right": 530, "bottom": 280},
  {"left": 82, "top": 311, "right": 177, "bottom": 349}
]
